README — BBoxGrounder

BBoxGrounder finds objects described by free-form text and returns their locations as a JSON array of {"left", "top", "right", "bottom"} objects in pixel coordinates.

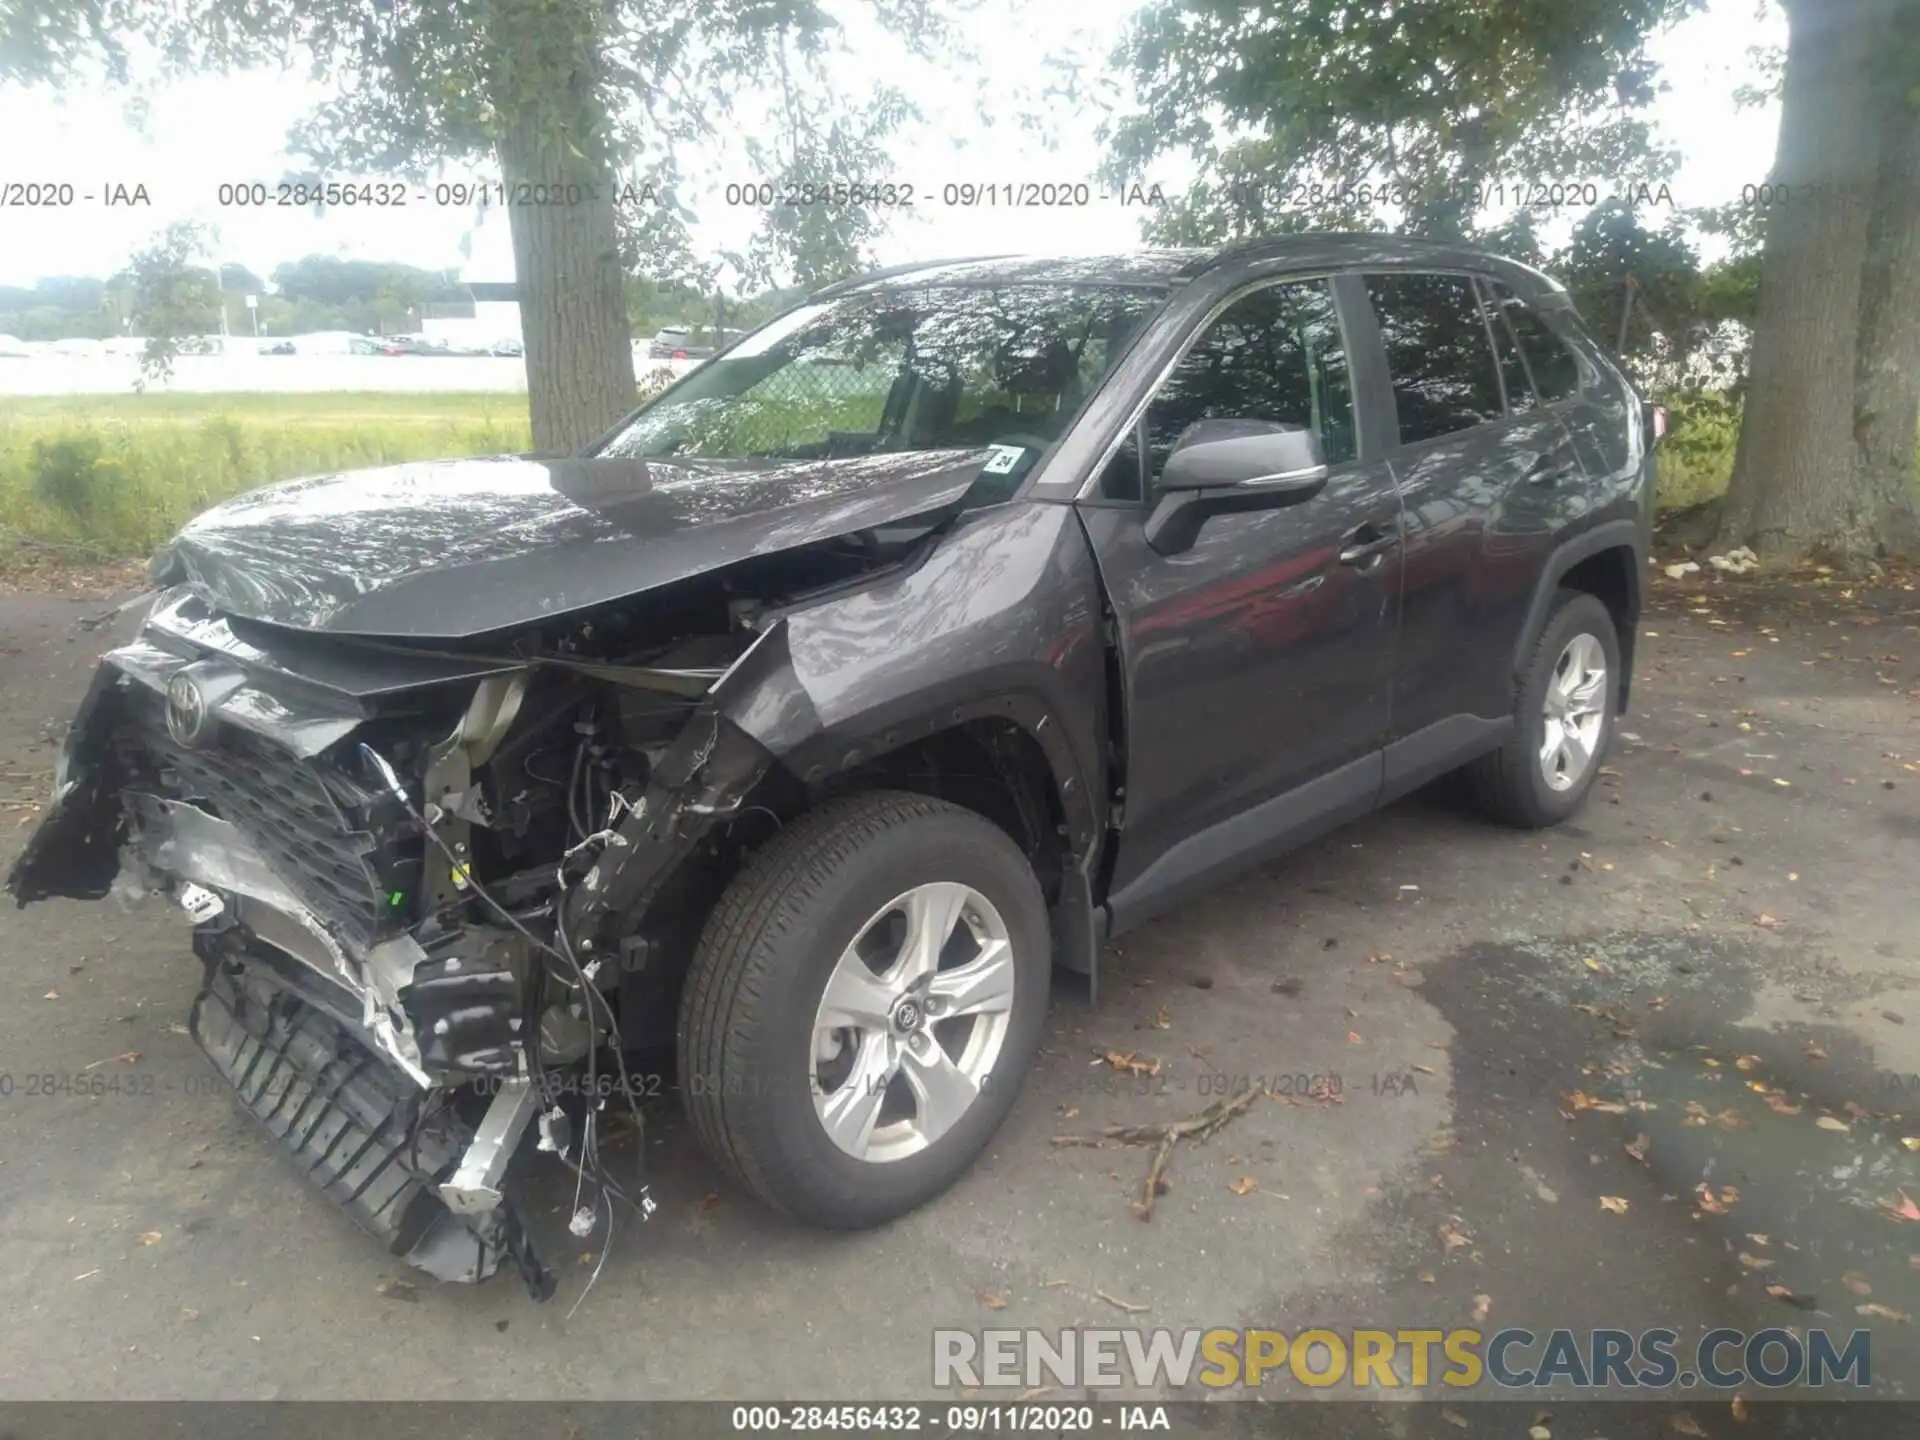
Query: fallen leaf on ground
[
  {"left": 1857, "top": 1303, "right": 1911, "bottom": 1322},
  {"left": 1095, "top": 1288, "right": 1149, "bottom": 1314},
  {"left": 1877, "top": 1192, "right": 1920, "bottom": 1222},
  {"left": 1626, "top": 1133, "right": 1650, "bottom": 1163},
  {"left": 1731, "top": 1395, "right": 1749, "bottom": 1420},
  {"left": 1735, "top": 1054, "right": 1760, "bottom": 1071},
  {"left": 1440, "top": 1411, "right": 1468, "bottom": 1430},
  {"left": 1765, "top": 1283, "right": 1818, "bottom": 1310},
  {"left": 1471, "top": 1294, "right": 1491, "bottom": 1324},
  {"left": 1695, "top": 1183, "right": 1739, "bottom": 1214},
  {"left": 1094, "top": 1049, "right": 1163, "bottom": 1077},
  {"left": 1765, "top": 1094, "right": 1803, "bottom": 1116},
  {"left": 137, "top": 1232, "right": 162, "bottom": 1246},
  {"left": 1805, "top": 1041, "right": 1829, "bottom": 1060},
  {"left": 1669, "top": 1416, "right": 1708, "bottom": 1437},
  {"left": 1600, "top": 1196, "right": 1629, "bottom": 1215},
  {"left": 979, "top": 1291, "right": 1009, "bottom": 1310},
  {"left": 42, "top": 990, "right": 58, "bottom": 1001},
  {"left": 1685, "top": 1101, "right": 1749, "bottom": 1130},
  {"left": 1528, "top": 1427, "right": 1551, "bottom": 1440},
  {"left": 1439, "top": 1221, "right": 1473, "bottom": 1252},
  {"left": 1842, "top": 1272, "right": 1873, "bottom": 1295},
  {"left": 1228, "top": 1175, "right": 1259, "bottom": 1196},
  {"left": 1737, "top": 1252, "right": 1773, "bottom": 1271},
  {"left": 1816, "top": 1116, "right": 1851, "bottom": 1132},
  {"left": 1567, "top": 1090, "right": 1627, "bottom": 1114},
  {"left": 1902, "top": 1138, "right": 1920, "bottom": 1152}
]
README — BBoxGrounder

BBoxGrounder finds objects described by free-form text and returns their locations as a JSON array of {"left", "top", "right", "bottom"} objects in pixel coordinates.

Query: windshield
[{"left": 595, "top": 284, "right": 1166, "bottom": 488}]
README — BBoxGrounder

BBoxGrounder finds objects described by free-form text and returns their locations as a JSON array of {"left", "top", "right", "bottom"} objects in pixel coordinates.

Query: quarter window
[
  {"left": 1489, "top": 282, "right": 1582, "bottom": 403},
  {"left": 1096, "top": 279, "right": 1355, "bottom": 499},
  {"left": 1363, "top": 273, "right": 1506, "bottom": 445}
]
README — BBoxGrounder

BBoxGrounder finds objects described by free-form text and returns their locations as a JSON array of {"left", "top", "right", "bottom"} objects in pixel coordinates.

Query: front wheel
[
  {"left": 1464, "top": 590, "right": 1621, "bottom": 828},
  {"left": 677, "top": 790, "right": 1051, "bottom": 1228}
]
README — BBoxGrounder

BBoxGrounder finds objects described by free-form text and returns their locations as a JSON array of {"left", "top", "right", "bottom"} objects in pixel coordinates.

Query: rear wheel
[
  {"left": 1464, "top": 590, "right": 1620, "bottom": 828},
  {"left": 677, "top": 790, "right": 1050, "bottom": 1228}
]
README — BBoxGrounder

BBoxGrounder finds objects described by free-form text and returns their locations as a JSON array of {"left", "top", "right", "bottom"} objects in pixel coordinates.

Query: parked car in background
[
  {"left": 490, "top": 338, "right": 523, "bottom": 357},
  {"left": 0, "top": 334, "right": 35, "bottom": 358},
  {"left": 7, "top": 237, "right": 1658, "bottom": 1301},
  {"left": 377, "top": 333, "right": 454, "bottom": 356},
  {"left": 48, "top": 338, "right": 107, "bottom": 358},
  {"left": 261, "top": 340, "right": 298, "bottom": 355}
]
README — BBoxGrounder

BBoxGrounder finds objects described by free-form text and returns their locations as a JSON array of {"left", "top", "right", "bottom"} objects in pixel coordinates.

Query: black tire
[
  {"left": 1464, "top": 590, "right": 1621, "bottom": 828},
  {"left": 676, "top": 789, "right": 1051, "bottom": 1228}
]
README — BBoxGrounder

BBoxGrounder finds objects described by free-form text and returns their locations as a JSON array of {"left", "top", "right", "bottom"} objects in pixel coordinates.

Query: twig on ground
[{"left": 1052, "top": 1084, "right": 1268, "bottom": 1221}]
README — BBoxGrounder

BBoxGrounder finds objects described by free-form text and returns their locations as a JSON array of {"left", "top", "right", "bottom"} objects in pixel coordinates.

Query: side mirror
[{"left": 1145, "top": 419, "right": 1331, "bottom": 554}]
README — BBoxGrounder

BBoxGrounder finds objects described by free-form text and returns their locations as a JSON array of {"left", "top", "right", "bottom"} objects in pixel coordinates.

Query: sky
[{"left": 0, "top": 0, "right": 1786, "bottom": 293}]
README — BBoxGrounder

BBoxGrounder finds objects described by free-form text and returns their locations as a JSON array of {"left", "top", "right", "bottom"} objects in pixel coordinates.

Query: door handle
[{"left": 1338, "top": 522, "right": 1399, "bottom": 568}]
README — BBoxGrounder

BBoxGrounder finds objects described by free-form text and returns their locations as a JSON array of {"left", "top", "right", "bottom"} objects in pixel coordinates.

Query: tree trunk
[
  {"left": 486, "top": 0, "right": 636, "bottom": 456},
  {"left": 1717, "top": 0, "right": 1885, "bottom": 563},
  {"left": 1852, "top": 4, "right": 1920, "bottom": 557}
]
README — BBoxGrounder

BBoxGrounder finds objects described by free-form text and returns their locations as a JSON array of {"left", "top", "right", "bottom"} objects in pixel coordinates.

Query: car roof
[{"left": 812, "top": 233, "right": 1570, "bottom": 307}]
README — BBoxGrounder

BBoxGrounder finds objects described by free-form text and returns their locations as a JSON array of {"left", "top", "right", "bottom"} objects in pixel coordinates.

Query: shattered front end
[{"left": 7, "top": 588, "right": 784, "bottom": 1295}]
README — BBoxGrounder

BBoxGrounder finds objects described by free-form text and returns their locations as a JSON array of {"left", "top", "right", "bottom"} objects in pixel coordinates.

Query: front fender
[{"left": 712, "top": 500, "right": 1109, "bottom": 859}]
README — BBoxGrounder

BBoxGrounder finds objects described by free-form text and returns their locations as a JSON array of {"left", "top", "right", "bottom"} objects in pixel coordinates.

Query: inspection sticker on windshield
[{"left": 982, "top": 444, "right": 1027, "bottom": 475}]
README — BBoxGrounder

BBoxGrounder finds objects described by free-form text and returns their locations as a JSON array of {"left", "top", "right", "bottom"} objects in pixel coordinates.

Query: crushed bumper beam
[{"left": 189, "top": 951, "right": 555, "bottom": 1297}]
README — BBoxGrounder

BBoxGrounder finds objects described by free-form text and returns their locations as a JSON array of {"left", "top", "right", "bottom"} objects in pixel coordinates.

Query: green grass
[{"left": 0, "top": 392, "right": 534, "bottom": 558}]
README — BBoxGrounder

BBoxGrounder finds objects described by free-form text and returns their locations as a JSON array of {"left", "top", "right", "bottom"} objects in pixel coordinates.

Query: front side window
[
  {"left": 596, "top": 284, "right": 1164, "bottom": 485},
  {"left": 1097, "top": 279, "right": 1355, "bottom": 499},
  {"left": 1364, "top": 273, "right": 1506, "bottom": 445}
]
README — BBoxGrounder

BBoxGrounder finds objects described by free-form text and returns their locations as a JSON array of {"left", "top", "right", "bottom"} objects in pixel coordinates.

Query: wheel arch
[{"left": 1512, "top": 520, "right": 1644, "bottom": 712}]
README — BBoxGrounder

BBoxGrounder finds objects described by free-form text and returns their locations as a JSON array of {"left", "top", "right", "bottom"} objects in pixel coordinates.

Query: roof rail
[{"left": 808, "top": 255, "right": 1026, "bottom": 299}]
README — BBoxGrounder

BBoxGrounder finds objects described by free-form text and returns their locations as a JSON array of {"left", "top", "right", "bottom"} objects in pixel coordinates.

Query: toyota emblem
[{"left": 165, "top": 672, "right": 212, "bottom": 747}]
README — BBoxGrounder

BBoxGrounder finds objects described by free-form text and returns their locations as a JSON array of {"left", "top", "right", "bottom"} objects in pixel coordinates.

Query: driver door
[{"left": 1075, "top": 276, "right": 1404, "bottom": 931}]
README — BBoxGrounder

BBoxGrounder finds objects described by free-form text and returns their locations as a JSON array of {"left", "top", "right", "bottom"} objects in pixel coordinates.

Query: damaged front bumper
[{"left": 5, "top": 590, "right": 789, "bottom": 1294}]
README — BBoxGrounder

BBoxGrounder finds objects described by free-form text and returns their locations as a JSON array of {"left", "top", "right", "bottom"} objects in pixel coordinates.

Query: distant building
[{"left": 421, "top": 281, "right": 521, "bottom": 349}]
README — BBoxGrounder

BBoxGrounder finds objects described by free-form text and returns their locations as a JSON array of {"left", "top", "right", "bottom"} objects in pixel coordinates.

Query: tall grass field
[
  {"left": 0, "top": 393, "right": 535, "bottom": 560},
  {"left": 0, "top": 389, "right": 1745, "bottom": 562}
]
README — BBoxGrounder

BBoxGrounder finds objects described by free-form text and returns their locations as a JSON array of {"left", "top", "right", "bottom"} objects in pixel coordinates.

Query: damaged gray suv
[{"left": 8, "top": 237, "right": 1659, "bottom": 1296}]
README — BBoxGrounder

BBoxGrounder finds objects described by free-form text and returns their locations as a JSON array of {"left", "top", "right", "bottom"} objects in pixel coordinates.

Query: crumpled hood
[{"left": 155, "top": 449, "right": 991, "bottom": 637}]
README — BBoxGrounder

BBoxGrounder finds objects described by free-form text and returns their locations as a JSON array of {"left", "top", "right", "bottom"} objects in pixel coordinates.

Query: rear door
[
  {"left": 1075, "top": 276, "right": 1403, "bottom": 927},
  {"left": 1359, "top": 271, "right": 1586, "bottom": 784}
]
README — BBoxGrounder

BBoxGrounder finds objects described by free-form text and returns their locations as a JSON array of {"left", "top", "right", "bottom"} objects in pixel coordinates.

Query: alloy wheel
[
  {"left": 1539, "top": 632, "right": 1608, "bottom": 792},
  {"left": 810, "top": 882, "right": 1016, "bottom": 1164}
]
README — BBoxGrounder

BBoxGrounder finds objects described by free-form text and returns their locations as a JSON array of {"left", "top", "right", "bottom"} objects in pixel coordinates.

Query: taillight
[{"left": 673, "top": 348, "right": 688, "bottom": 360}]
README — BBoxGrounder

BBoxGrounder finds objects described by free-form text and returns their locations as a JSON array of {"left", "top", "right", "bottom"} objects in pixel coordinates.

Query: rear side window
[
  {"left": 1480, "top": 280, "right": 1537, "bottom": 415},
  {"left": 1363, "top": 273, "right": 1505, "bottom": 445},
  {"left": 1489, "top": 282, "right": 1582, "bottom": 403}
]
